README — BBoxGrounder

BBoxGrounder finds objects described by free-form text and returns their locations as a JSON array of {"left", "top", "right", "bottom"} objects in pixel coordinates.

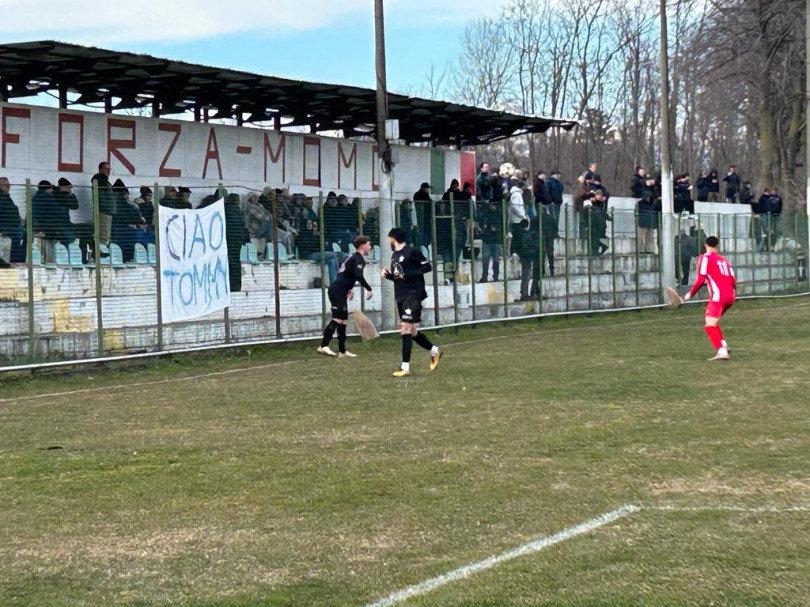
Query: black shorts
[
  {"left": 328, "top": 285, "right": 349, "bottom": 321},
  {"left": 396, "top": 295, "right": 423, "bottom": 324}
]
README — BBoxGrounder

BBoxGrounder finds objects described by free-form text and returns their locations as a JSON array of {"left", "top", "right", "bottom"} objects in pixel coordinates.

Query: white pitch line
[
  {"left": 642, "top": 504, "right": 810, "bottom": 513},
  {"left": 364, "top": 504, "right": 639, "bottom": 607}
]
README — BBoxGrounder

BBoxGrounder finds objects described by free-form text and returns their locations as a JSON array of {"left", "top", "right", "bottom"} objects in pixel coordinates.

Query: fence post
[
  {"left": 537, "top": 208, "right": 544, "bottom": 314},
  {"left": 502, "top": 198, "right": 509, "bottom": 318},
  {"left": 358, "top": 198, "right": 366, "bottom": 314},
  {"left": 563, "top": 204, "right": 570, "bottom": 312},
  {"left": 657, "top": 211, "right": 664, "bottom": 301},
  {"left": 611, "top": 208, "right": 617, "bottom": 309},
  {"left": 469, "top": 197, "right": 477, "bottom": 321},
  {"left": 318, "top": 192, "right": 326, "bottom": 329},
  {"left": 767, "top": 212, "right": 773, "bottom": 295},
  {"left": 153, "top": 182, "right": 163, "bottom": 351},
  {"left": 92, "top": 179, "right": 104, "bottom": 355},
  {"left": 218, "top": 183, "right": 231, "bottom": 343},
  {"left": 271, "top": 192, "right": 282, "bottom": 338},
  {"left": 430, "top": 197, "right": 440, "bottom": 326},
  {"left": 25, "top": 180, "right": 35, "bottom": 362},
  {"left": 634, "top": 207, "right": 640, "bottom": 307},
  {"left": 587, "top": 208, "right": 593, "bottom": 310}
]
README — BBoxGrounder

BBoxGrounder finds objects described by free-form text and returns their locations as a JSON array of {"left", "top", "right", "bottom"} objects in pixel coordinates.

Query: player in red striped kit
[{"left": 684, "top": 236, "right": 736, "bottom": 360}]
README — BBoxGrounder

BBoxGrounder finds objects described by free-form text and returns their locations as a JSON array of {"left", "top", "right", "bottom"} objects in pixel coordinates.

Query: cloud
[{"left": 0, "top": 0, "right": 505, "bottom": 44}]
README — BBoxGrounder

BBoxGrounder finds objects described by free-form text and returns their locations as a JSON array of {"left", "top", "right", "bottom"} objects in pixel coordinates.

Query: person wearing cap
[
  {"left": 134, "top": 186, "right": 154, "bottom": 226},
  {"left": 53, "top": 177, "right": 95, "bottom": 262},
  {"left": 413, "top": 182, "right": 433, "bottom": 247},
  {"left": 32, "top": 180, "right": 74, "bottom": 247},
  {"left": 91, "top": 161, "right": 115, "bottom": 245}
]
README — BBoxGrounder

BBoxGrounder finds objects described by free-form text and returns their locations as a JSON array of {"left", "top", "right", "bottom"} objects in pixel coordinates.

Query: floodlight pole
[
  {"left": 658, "top": 0, "right": 676, "bottom": 294},
  {"left": 375, "top": 0, "right": 396, "bottom": 329}
]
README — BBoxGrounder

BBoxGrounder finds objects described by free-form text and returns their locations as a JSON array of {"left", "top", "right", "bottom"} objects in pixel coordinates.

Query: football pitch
[{"left": 1, "top": 298, "right": 809, "bottom": 606}]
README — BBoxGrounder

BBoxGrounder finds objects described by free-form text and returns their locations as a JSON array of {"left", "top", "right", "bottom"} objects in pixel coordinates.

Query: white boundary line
[
  {"left": 365, "top": 502, "right": 810, "bottom": 606},
  {"left": 365, "top": 505, "right": 640, "bottom": 607}
]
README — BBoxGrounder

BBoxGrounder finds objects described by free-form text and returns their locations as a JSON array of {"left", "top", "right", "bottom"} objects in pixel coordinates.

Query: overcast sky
[{"left": 0, "top": 0, "right": 507, "bottom": 94}]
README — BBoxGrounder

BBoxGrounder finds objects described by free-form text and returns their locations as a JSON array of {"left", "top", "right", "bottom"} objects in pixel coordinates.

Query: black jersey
[
  {"left": 386, "top": 245, "right": 431, "bottom": 300},
  {"left": 331, "top": 252, "right": 372, "bottom": 295}
]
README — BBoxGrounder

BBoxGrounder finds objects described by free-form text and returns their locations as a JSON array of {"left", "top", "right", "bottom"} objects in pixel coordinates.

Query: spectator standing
[
  {"left": 512, "top": 218, "right": 538, "bottom": 301},
  {"left": 442, "top": 179, "right": 465, "bottom": 256},
  {"left": 540, "top": 203, "right": 557, "bottom": 275},
  {"left": 723, "top": 166, "right": 741, "bottom": 203},
  {"left": 413, "top": 182, "right": 433, "bottom": 246},
  {"left": 760, "top": 188, "right": 783, "bottom": 251},
  {"left": 695, "top": 170, "right": 711, "bottom": 202},
  {"left": 91, "top": 161, "right": 115, "bottom": 244},
  {"left": 33, "top": 180, "right": 74, "bottom": 247},
  {"left": 224, "top": 192, "right": 248, "bottom": 292},
  {"left": 476, "top": 162, "right": 492, "bottom": 204},
  {"left": 629, "top": 166, "right": 647, "bottom": 198},
  {"left": 0, "top": 177, "right": 24, "bottom": 264},
  {"left": 53, "top": 177, "right": 95, "bottom": 262},
  {"left": 490, "top": 167, "right": 505, "bottom": 203},
  {"left": 707, "top": 169, "right": 721, "bottom": 202},
  {"left": 749, "top": 187, "right": 766, "bottom": 250},
  {"left": 478, "top": 200, "right": 503, "bottom": 283},
  {"left": 584, "top": 162, "right": 602, "bottom": 191},
  {"left": 674, "top": 174, "right": 694, "bottom": 215},
  {"left": 573, "top": 174, "right": 590, "bottom": 244},
  {"left": 674, "top": 229, "right": 697, "bottom": 285},
  {"left": 637, "top": 178, "right": 659, "bottom": 254},
  {"left": 399, "top": 199, "right": 421, "bottom": 247},
  {"left": 546, "top": 169, "right": 564, "bottom": 237}
]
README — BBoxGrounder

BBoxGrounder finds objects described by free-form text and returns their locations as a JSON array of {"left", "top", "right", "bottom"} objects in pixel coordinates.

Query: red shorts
[{"left": 705, "top": 299, "right": 734, "bottom": 319}]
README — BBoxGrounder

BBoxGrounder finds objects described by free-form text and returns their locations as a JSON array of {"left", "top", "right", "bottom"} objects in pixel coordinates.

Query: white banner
[{"left": 159, "top": 199, "right": 230, "bottom": 323}]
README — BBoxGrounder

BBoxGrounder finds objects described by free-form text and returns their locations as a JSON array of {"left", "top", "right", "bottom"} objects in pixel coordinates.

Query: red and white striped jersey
[{"left": 688, "top": 252, "right": 736, "bottom": 302}]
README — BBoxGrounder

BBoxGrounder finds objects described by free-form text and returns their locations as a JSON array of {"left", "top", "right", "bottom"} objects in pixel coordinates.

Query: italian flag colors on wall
[{"left": 430, "top": 149, "right": 477, "bottom": 196}]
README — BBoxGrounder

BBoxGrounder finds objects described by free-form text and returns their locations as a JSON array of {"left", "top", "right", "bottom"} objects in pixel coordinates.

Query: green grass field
[{"left": 1, "top": 298, "right": 809, "bottom": 606}]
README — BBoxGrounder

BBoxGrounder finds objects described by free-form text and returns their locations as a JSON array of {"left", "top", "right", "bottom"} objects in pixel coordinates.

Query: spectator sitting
[
  {"left": 695, "top": 170, "right": 710, "bottom": 202},
  {"left": 111, "top": 179, "right": 151, "bottom": 261},
  {"left": 135, "top": 186, "right": 155, "bottom": 226},
  {"left": 32, "top": 180, "right": 74, "bottom": 247},
  {"left": 53, "top": 177, "right": 95, "bottom": 263},
  {"left": 0, "top": 177, "right": 25, "bottom": 264},
  {"left": 629, "top": 166, "right": 647, "bottom": 198},
  {"left": 294, "top": 200, "right": 346, "bottom": 284},
  {"left": 243, "top": 192, "right": 273, "bottom": 256},
  {"left": 159, "top": 186, "right": 181, "bottom": 209}
]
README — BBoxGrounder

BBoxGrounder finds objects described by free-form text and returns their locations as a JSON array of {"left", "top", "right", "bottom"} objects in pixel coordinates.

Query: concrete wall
[{"left": 0, "top": 235, "right": 801, "bottom": 363}]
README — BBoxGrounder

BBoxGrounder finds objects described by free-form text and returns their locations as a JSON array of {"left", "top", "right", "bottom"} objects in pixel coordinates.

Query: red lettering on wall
[
  {"left": 158, "top": 123, "right": 182, "bottom": 178},
  {"left": 202, "top": 127, "right": 222, "bottom": 180},
  {"left": 302, "top": 136, "right": 321, "bottom": 187},
  {"left": 57, "top": 113, "right": 84, "bottom": 173},
  {"left": 107, "top": 118, "right": 136, "bottom": 175},
  {"left": 1, "top": 107, "right": 31, "bottom": 168},
  {"left": 263, "top": 132, "right": 286, "bottom": 182},
  {"left": 371, "top": 145, "right": 379, "bottom": 192},
  {"left": 337, "top": 141, "right": 357, "bottom": 190}
]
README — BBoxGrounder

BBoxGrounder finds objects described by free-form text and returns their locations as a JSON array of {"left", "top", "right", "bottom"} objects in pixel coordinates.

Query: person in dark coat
[
  {"left": 695, "top": 170, "right": 711, "bottom": 202},
  {"left": 540, "top": 204, "right": 557, "bottom": 275},
  {"left": 760, "top": 188, "right": 783, "bottom": 251},
  {"left": 723, "top": 165, "right": 741, "bottom": 203},
  {"left": 224, "top": 193, "right": 247, "bottom": 292},
  {"left": 412, "top": 182, "right": 433, "bottom": 246},
  {"left": 91, "top": 161, "right": 115, "bottom": 244},
  {"left": 53, "top": 177, "right": 95, "bottom": 262},
  {"left": 32, "top": 180, "right": 74, "bottom": 246},
  {"left": 513, "top": 218, "right": 538, "bottom": 301},
  {"left": 637, "top": 178, "right": 659, "bottom": 253},
  {"left": 0, "top": 177, "right": 25, "bottom": 263},
  {"left": 629, "top": 166, "right": 647, "bottom": 198},
  {"left": 674, "top": 230, "right": 697, "bottom": 285},
  {"left": 111, "top": 179, "right": 145, "bottom": 261},
  {"left": 707, "top": 169, "right": 720, "bottom": 202},
  {"left": 478, "top": 200, "right": 503, "bottom": 282},
  {"left": 673, "top": 174, "right": 694, "bottom": 215}
]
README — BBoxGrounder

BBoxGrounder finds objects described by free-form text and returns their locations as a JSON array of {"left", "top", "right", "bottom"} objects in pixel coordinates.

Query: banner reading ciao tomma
[{"left": 159, "top": 199, "right": 230, "bottom": 323}]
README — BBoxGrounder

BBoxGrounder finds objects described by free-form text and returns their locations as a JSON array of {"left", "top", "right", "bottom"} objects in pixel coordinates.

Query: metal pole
[
  {"left": 25, "top": 180, "right": 35, "bottom": 362},
  {"left": 587, "top": 210, "right": 593, "bottom": 310},
  {"left": 537, "top": 210, "right": 544, "bottom": 313},
  {"left": 220, "top": 183, "right": 231, "bottom": 344},
  {"left": 634, "top": 207, "right": 640, "bottom": 307},
  {"left": 430, "top": 197, "right": 440, "bottom": 326},
  {"left": 450, "top": 193, "right": 459, "bottom": 324},
  {"left": 611, "top": 209, "right": 617, "bottom": 308},
  {"left": 659, "top": 0, "right": 676, "bottom": 296},
  {"left": 358, "top": 198, "right": 366, "bottom": 314},
  {"left": 563, "top": 205, "right": 570, "bottom": 312},
  {"left": 374, "top": 0, "right": 395, "bottom": 330},
  {"left": 469, "top": 197, "right": 477, "bottom": 321},
  {"left": 318, "top": 192, "right": 326, "bottom": 328},
  {"left": 271, "top": 193, "right": 282, "bottom": 338},
  {"left": 92, "top": 179, "right": 104, "bottom": 354},
  {"left": 502, "top": 199, "right": 509, "bottom": 317},
  {"left": 153, "top": 182, "right": 163, "bottom": 350}
]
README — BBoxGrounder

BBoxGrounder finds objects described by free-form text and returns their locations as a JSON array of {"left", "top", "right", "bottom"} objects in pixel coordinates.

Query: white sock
[
  {"left": 401, "top": 362, "right": 410, "bottom": 371},
  {"left": 721, "top": 339, "right": 728, "bottom": 349},
  {"left": 718, "top": 347, "right": 729, "bottom": 356},
  {"left": 430, "top": 345, "right": 440, "bottom": 356}
]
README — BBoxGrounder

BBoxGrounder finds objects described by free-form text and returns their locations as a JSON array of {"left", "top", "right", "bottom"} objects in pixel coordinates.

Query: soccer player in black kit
[
  {"left": 317, "top": 235, "right": 373, "bottom": 358},
  {"left": 381, "top": 228, "right": 442, "bottom": 377}
]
